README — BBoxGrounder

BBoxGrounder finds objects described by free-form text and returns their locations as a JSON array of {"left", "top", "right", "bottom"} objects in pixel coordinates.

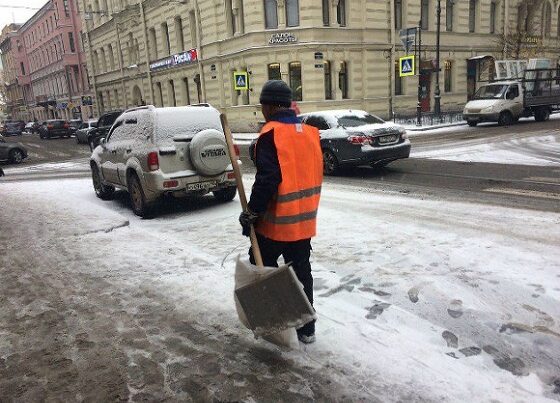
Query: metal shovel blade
[{"left": 235, "top": 263, "right": 316, "bottom": 336}]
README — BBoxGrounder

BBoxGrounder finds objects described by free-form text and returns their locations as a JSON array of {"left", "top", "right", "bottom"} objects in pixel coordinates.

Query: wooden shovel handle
[{"left": 220, "top": 113, "right": 264, "bottom": 267}]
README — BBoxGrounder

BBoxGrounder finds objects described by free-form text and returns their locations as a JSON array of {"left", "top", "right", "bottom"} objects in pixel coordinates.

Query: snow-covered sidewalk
[{"left": 1, "top": 174, "right": 559, "bottom": 401}]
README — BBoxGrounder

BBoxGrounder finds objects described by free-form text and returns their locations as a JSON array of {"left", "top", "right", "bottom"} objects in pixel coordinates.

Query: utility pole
[
  {"left": 434, "top": 0, "right": 442, "bottom": 118},
  {"left": 416, "top": 22, "right": 422, "bottom": 126}
]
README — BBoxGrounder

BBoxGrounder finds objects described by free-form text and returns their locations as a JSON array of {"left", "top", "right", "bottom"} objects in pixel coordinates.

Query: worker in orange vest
[{"left": 239, "top": 80, "right": 323, "bottom": 344}]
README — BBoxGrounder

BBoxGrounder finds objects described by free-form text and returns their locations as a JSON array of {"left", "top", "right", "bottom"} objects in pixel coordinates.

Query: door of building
[{"left": 420, "top": 62, "right": 431, "bottom": 112}]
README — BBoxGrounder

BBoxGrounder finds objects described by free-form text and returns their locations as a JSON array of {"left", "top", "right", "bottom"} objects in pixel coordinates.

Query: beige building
[{"left": 81, "top": 0, "right": 560, "bottom": 130}]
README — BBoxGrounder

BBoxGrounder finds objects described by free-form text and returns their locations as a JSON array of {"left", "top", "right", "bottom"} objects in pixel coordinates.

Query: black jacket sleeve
[{"left": 248, "top": 130, "right": 282, "bottom": 214}]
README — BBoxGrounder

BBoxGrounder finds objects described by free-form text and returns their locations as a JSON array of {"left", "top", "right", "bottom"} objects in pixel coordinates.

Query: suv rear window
[{"left": 154, "top": 107, "right": 222, "bottom": 144}]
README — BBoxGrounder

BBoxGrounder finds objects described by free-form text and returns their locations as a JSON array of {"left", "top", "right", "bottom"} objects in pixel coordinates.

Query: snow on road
[
  {"left": 412, "top": 132, "right": 560, "bottom": 166},
  {"left": 1, "top": 175, "right": 559, "bottom": 401}
]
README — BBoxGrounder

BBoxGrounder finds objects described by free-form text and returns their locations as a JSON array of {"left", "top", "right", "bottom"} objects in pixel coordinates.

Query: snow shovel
[{"left": 220, "top": 114, "right": 316, "bottom": 339}]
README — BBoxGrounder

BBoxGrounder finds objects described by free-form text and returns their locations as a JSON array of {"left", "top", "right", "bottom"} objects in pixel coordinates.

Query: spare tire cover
[{"left": 189, "top": 129, "right": 230, "bottom": 176}]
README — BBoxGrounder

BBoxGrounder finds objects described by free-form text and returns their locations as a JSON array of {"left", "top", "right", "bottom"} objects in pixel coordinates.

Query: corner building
[{"left": 82, "top": 0, "right": 560, "bottom": 131}]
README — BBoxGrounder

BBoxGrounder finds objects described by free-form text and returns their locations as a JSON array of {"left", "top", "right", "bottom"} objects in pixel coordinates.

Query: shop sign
[
  {"left": 268, "top": 32, "right": 297, "bottom": 45},
  {"left": 56, "top": 102, "right": 68, "bottom": 110},
  {"left": 314, "top": 52, "right": 323, "bottom": 60},
  {"left": 81, "top": 96, "right": 93, "bottom": 106},
  {"left": 150, "top": 49, "right": 198, "bottom": 72}
]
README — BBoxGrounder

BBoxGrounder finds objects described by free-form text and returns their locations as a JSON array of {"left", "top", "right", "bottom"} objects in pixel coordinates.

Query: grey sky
[{"left": 0, "top": 1, "right": 49, "bottom": 32}]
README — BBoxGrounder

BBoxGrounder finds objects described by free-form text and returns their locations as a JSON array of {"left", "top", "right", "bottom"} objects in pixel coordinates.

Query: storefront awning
[{"left": 468, "top": 55, "right": 494, "bottom": 61}]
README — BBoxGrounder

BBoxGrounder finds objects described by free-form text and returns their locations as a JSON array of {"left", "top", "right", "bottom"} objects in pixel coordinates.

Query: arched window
[
  {"left": 543, "top": 2, "right": 552, "bottom": 37},
  {"left": 264, "top": 0, "right": 278, "bottom": 29}
]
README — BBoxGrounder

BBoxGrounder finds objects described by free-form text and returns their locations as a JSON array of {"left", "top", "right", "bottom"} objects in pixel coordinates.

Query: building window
[
  {"left": 189, "top": 11, "right": 197, "bottom": 48},
  {"left": 182, "top": 78, "right": 191, "bottom": 105},
  {"left": 114, "top": 89, "right": 119, "bottom": 108},
  {"left": 285, "top": 0, "right": 299, "bottom": 27},
  {"left": 543, "top": 2, "right": 552, "bottom": 38},
  {"left": 194, "top": 74, "right": 202, "bottom": 103},
  {"left": 156, "top": 82, "right": 163, "bottom": 107},
  {"left": 339, "top": 61, "right": 348, "bottom": 99},
  {"left": 421, "top": 0, "right": 429, "bottom": 30},
  {"left": 337, "top": 0, "right": 346, "bottom": 27},
  {"left": 489, "top": 1, "right": 497, "bottom": 34},
  {"left": 63, "top": 0, "right": 70, "bottom": 17},
  {"left": 324, "top": 61, "right": 332, "bottom": 100},
  {"left": 322, "top": 0, "right": 329, "bottom": 26},
  {"left": 288, "top": 62, "right": 302, "bottom": 101},
  {"left": 469, "top": 0, "right": 477, "bottom": 33},
  {"left": 558, "top": 7, "right": 560, "bottom": 38},
  {"left": 20, "top": 62, "right": 25, "bottom": 75},
  {"left": 148, "top": 28, "right": 157, "bottom": 60},
  {"left": 394, "top": 61, "right": 403, "bottom": 95},
  {"left": 268, "top": 63, "right": 281, "bottom": 80},
  {"left": 175, "top": 17, "right": 184, "bottom": 52},
  {"left": 168, "top": 80, "right": 176, "bottom": 106},
  {"left": 226, "top": 0, "right": 235, "bottom": 35},
  {"left": 444, "top": 60, "right": 452, "bottom": 92},
  {"left": 395, "top": 0, "right": 402, "bottom": 30},
  {"left": 161, "top": 22, "right": 170, "bottom": 56},
  {"left": 446, "top": 0, "right": 454, "bottom": 31},
  {"left": 107, "top": 44, "right": 115, "bottom": 70},
  {"left": 68, "top": 32, "right": 75, "bottom": 52},
  {"left": 264, "top": 0, "right": 278, "bottom": 29}
]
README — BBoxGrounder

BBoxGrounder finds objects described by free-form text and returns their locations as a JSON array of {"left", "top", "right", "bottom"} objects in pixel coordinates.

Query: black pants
[{"left": 249, "top": 233, "right": 315, "bottom": 336}]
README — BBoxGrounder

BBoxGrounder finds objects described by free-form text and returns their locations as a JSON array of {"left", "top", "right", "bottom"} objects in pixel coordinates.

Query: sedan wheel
[
  {"left": 323, "top": 149, "right": 339, "bottom": 176},
  {"left": 9, "top": 149, "right": 24, "bottom": 164}
]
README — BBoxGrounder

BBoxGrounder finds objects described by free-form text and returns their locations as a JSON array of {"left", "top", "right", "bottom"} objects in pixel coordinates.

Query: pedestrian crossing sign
[
  {"left": 399, "top": 56, "right": 415, "bottom": 77},
  {"left": 234, "top": 71, "right": 249, "bottom": 90}
]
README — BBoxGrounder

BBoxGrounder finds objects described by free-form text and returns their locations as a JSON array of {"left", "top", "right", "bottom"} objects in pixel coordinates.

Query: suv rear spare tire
[{"left": 189, "top": 129, "right": 230, "bottom": 176}]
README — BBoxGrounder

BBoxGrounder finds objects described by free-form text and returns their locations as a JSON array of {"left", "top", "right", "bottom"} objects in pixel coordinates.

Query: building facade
[
  {"left": 82, "top": 0, "right": 560, "bottom": 131},
  {"left": 0, "top": 24, "right": 25, "bottom": 120},
  {"left": 0, "top": 0, "right": 94, "bottom": 122}
]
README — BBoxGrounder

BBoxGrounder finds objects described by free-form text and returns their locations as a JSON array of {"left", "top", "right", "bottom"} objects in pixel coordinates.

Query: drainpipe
[
  {"left": 193, "top": 0, "right": 207, "bottom": 102},
  {"left": 389, "top": 0, "right": 395, "bottom": 119},
  {"left": 503, "top": 0, "right": 509, "bottom": 58},
  {"left": 139, "top": 1, "right": 155, "bottom": 104},
  {"left": 114, "top": 21, "right": 128, "bottom": 107}
]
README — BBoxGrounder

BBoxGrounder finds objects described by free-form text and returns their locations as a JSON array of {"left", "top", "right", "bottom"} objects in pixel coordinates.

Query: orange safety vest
[{"left": 254, "top": 120, "right": 323, "bottom": 242}]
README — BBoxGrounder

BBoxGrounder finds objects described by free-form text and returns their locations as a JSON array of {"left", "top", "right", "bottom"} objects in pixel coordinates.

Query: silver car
[
  {"left": 75, "top": 120, "right": 98, "bottom": 144},
  {"left": 0, "top": 134, "right": 28, "bottom": 164},
  {"left": 90, "top": 105, "right": 239, "bottom": 217}
]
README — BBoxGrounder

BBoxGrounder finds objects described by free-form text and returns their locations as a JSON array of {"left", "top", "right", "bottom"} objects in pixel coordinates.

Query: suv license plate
[
  {"left": 187, "top": 182, "right": 216, "bottom": 191},
  {"left": 379, "top": 134, "right": 398, "bottom": 144}
]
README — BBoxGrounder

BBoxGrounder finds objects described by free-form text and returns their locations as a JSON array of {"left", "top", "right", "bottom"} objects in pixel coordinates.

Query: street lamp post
[{"left": 434, "top": 0, "right": 442, "bottom": 118}]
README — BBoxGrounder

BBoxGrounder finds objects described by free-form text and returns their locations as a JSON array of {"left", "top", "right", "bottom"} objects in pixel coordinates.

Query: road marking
[
  {"left": 526, "top": 176, "right": 560, "bottom": 184},
  {"left": 484, "top": 187, "right": 560, "bottom": 200}
]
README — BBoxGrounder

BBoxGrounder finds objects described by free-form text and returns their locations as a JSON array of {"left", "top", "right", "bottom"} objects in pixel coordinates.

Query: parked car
[
  {"left": 88, "top": 110, "right": 124, "bottom": 151},
  {"left": 39, "top": 119, "right": 71, "bottom": 139},
  {"left": 1, "top": 120, "right": 25, "bottom": 136},
  {"left": 75, "top": 120, "right": 98, "bottom": 144},
  {"left": 90, "top": 105, "right": 238, "bottom": 217},
  {"left": 298, "top": 110, "right": 411, "bottom": 175},
  {"left": 68, "top": 119, "right": 83, "bottom": 135},
  {"left": 23, "top": 121, "right": 40, "bottom": 134},
  {"left": 0, "top": 134, "right": 28, "bottom": 164}
]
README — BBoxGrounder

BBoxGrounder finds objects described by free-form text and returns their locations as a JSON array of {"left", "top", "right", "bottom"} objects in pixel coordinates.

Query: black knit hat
[{"left": 259, "top": 80, "right": 292, "bottom": 107}]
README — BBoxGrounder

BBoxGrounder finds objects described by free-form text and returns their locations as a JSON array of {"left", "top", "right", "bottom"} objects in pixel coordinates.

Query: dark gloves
[{"left": 239, "top": 209, "right": 259, "bottom": 237}]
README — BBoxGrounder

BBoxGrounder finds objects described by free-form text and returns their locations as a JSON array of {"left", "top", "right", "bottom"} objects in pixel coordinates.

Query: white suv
[{"left": 90, "top": 105, "right": 238, "bottom": 217}]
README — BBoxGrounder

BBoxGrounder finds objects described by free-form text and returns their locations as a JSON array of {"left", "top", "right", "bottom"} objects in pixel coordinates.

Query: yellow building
[{"left": 81, "top": 0, "right": 560, "bottom": 130}]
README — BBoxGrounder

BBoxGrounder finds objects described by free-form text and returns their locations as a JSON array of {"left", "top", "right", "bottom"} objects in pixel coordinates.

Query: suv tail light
[
  {"left": 47, "top": 124, "right": 54, "bottom": 129},
  {"left": 347, "top": 135, "right": 370, "bottom": 145},
  {"left": 147, "top": 151, "right": 159, "bottom": 171},
  {"left": 233, "top": 144, "right": 240, "bottom": 157},
  {"left": 63, "top": 122, "right": 69, "bottom": 129}
]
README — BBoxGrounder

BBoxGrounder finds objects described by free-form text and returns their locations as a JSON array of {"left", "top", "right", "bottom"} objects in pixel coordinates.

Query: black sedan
[
  {"left": 39, "top": 120, "right": 71, "bottom": 139},
  {"left": 299, "top": 110, "right": 411, "bottom": 175}
]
